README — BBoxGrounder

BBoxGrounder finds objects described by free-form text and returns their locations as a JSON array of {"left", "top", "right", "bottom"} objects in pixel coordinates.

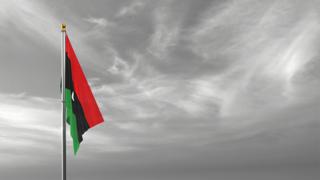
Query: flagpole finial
[{"left": 61, "top": 23, "right": 66, "bottom": 32}]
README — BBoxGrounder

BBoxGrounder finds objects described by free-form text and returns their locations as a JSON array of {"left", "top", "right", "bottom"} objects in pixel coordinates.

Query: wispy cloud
[
  {"left": 0, "top": 93, "right": 60, "bottom": 166},
  {"left": 116, "top": 1, "right": 145, "bottom": 17},
  {"left": 1, "top": 0, "right": 319, "bottom": 178},
  {"left": 147, "top": 6, "right": 180, "bottom": 58},
  {"left": 84, "top": 17, "right": 114, "bottom": 28},
  {"left": 0, "top": 0, "right": 60, "bottom": 47},
  {"left": 186, "top": 0, "right": 320, "bottom": 116},
  {"left": 0, "top": 92, "right": 140, "bottom": 166}
]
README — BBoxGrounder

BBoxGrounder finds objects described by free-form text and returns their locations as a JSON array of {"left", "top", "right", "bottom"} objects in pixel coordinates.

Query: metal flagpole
[{"left": 61, "top": 23, "right": 67, "bottom": 180}]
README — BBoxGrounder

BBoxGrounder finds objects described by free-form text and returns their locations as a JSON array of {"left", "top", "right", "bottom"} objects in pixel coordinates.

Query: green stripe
[{"left": 65, "top": 88, "right": 80, "bottom": 155}]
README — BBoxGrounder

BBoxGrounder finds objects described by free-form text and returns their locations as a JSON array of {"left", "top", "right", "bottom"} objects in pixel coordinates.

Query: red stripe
[{"left": 66, "top": 35, "right": 104, "bottom": 128}]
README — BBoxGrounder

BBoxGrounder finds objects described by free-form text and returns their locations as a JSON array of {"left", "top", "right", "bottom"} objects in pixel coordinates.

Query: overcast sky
[{"left": 0, "top": 0, "right": 319, "bottom": 180}]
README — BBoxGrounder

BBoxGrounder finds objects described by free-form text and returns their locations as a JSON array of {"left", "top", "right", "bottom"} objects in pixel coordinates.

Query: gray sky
[{"left": 0, "top": 0, "right": 319, "bottom": 180}]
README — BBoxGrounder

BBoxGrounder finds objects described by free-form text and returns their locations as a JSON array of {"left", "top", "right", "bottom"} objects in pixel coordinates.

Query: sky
[{"left": 0, "top": 0, "right": 319, "bottom": 180}]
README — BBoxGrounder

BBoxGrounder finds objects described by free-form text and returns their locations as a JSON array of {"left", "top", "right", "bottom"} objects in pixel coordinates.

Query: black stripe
[
  {"left": 65, "top": 54, "right": 72, "bottom": 89},
  {"left": 66, "top": 53, "right": 90, "bottom": 142},
  {"left": 72, "top": 92, "right": 89, "bottom": 142}
]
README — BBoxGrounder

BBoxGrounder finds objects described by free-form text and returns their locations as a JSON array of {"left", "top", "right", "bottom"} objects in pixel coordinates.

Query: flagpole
[{"left": 61, "top": 23, "right": 67, "bottom": 180}]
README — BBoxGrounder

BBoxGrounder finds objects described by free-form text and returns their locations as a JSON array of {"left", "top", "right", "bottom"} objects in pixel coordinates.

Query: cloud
[
  {"left": 0, "top": 93, "right": 60, "bottom": 166},
  {"left": 184, "top": 0, "right": 320, "bottom": 116},
  {"left": 0, "top": 0, "right": 60, "bottom": 47},
  {"left": 84, "top": 17, "right": 114, "bottom": 28},
  {"left": 116, "top": 1, "right": 145, "bottom": 17},
  {"left": 147, "top": 6, "right": 180, "bottom": 58},
  {"left": 0, "top": 93, "right": 135, "bottom": 166},
  {"left": 108, "top": 55, "right": 131, "bottom": 76},
  {"left": 1, "top": 0, "right": 320, "bottom": 179}
]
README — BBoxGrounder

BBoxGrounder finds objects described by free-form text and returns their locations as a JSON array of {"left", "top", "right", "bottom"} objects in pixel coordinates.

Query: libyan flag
[{"left": 65, "top": 35, "right": 104, "bottom": 154}]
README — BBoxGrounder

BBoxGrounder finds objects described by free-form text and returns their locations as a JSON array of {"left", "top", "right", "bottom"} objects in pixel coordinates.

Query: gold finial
[{"left": 61, "top": 23, "right": 66, "bottom": 32}]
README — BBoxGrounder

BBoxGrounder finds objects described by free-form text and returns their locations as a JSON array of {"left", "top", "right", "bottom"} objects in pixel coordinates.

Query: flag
[{"left": 65, "top": 34, "right": 104, "bottom": 154}]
